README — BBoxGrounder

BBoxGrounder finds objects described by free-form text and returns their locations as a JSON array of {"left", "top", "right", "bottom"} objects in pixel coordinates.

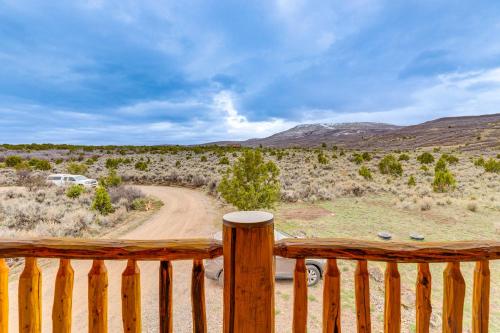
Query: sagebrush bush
[
  {"left": 66, "top": 184, "right": 85, "bottom": 199},
  {"left": 358, "top": 166, "right": 372, "bottom": 180},
  {"left": 219, "top": 156, "right": 230, "bottom": 165},
  {"left": 378, "top": 155, "right": 403, "bottom": 177},
  {"left": 135, "top": 161, "right": 148, "bottom": 171},
  {"left": 99, "top": 169, "right": 122, "bottom": 188},
  {"left": 67, "top": 162, "right": 88, "bottom": 175},
  {"left": 398, "top": 153, "right": 410, "bottom": 161},
  {"left": 317, "top": 152, "right": 329, "bottom": 164},
  {"left": 483, "top": 158, "right": 500, "bottom": 173},
  {"left": 433, "top": 170, "right": 456, "bottom": 192},
  {"left": 407, "top": 175, "right": 416, "bottom": 187},
  {"left": 5, "top": 155, "right": 23, "bottom": 167},
  {"left": 434, "top": 158, "right": 447, "bottom": 172},
  {"left": 417, "top": 152, "right": 435, "bottom": 164},
  {"left": 29, "top": 159, "right": 52, "bottom": 171}
]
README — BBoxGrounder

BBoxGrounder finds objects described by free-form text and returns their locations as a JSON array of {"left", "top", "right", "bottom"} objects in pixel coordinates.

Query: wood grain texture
[
  {"left": 0, "top": 238, "right": 222, "bottom": 260},
  {"left": 442, "top": 262, "right": 465, "bottom": 333},
  {"left": 354, "top": 261, "right": 371, "bottom": 333},
  {"left": 121, "top": 259, "right": 141, "bottom": 333},
  {"left": 293, "top": 258, "right": 308, "bottom": 333},
  {"left": 322, "top": 259, "right": 341, "bottom": 333},
  {"left": 415, "top": 263, "right": 432, "bottom": 333},
  {"left": 0, "top": 259, "right": 8, "bottom": 333},
  {"left": 472, "top": 260, "right": 489, "bottom": 333},
  {"left": 19, "top": 257, "right": 41, "bottom": 333},
  {"left": 88, "top": 260, "right": 108, "bottom": 333},
  {"left": 223, "top": 222, "right": 275, "bottom": 333},
  {"left": 275, "top": 239, "right": 500, "bottom": 262},
  {"left": 159, "top": 261, "right": 173, "bottom": 333},
  {"left": 52, "top": 259, "right": 73, "bottom": 333},
  {"left": 191, "top": 259, "right": 207, "bottom": 333},
  {"left": 384, "top": 262, "right": 400, "bottom": 333}
]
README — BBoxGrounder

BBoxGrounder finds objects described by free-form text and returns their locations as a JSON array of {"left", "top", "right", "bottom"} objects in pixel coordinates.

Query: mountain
[{"left": 209, "top": 113, "right": 500, "bottom": 150}]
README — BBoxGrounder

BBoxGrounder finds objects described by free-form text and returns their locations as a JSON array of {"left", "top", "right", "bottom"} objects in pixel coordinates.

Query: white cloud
[
  {"left": 118, "top": 99, "right": 205, "bottom": 115},
  {"left": 212, "top": 91, "right": 296, "bottom": 138}
]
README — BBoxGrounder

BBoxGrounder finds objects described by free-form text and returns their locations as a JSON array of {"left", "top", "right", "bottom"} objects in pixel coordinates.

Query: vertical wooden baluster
[
  {"left": 53, "top": 259, "right": 74, "bottom": 333},
  {"left": 191, "top": 259, "right": 207, "bottom": 333},
  {"left": 0, "top": 259, "right": 8, "bottom": 332},
  {"left": 442, "top": 262, "right": 465, "bottom": 333},
  {"left": 88, "top": 260, "right": 108, "bottom": 333},
  {"left": 322, "top": 259, "right": 341, "bottom": 333},
  {"left": 384, "top": 262, "right": 400, "bottom": 333},
  {"left": 355, "top": 260, "right": 371, "bottom": 333},
  {"left": 122, "top": 259, "right": 141, "bottom": 333},
  {"left": 415, "top": 263, "right": 432, "bottom": 333},
  {"left": 472, "top": 260, "right": 489, "bottom": 333},
  {"left": 19, "top": 257, "right": 41, "bottom": 333},
  {"left": 293, "top": 258, "right": 307, "bottom": 333},
  {"left": 159, "top": 261, "right": 173, "bottom": 333}
]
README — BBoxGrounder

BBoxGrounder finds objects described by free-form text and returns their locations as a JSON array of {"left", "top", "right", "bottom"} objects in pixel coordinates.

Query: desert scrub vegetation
[
  {"left": 378, "top": 154, "right": 403, "bottom": 176},
  {"left": 0, "top": 182, "right": 156, "bottom": 238},
  {"left": 358, "top": 166, "right": 372, "bottom": 180},
  {"left": 417, "top": 152, "right": 435, "bottom": 164}
]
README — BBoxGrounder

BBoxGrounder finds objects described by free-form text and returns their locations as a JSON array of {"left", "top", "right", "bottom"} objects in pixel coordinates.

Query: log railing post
[
  {"left": 442, "top": 262, "right": 465, "bottom": 333},
  {"left": 122, "top": 259, "right": 141, "bottom": 333},
  {"left": 0, "top": 259, "right": 8, "bottom": 332},
  {"left": 19, "top": 257, "right": 41, "bottom": 333},
  {"left": 88, "top": 260, "right": 108, "bottom": 333},
  {"left": 293, "top": 258, "right": 308, "bottom": 333},
  {"left": 222, "top": 211, "right": 275, "bottom": 333},
  {"left": 159, "top": 261, "right": 173, "bottom": 333},
  {"left": 472, "top": 260, "right": 489, "bottom": 333},
  {"left": 355, "top": 260, "right": 371, "bottom": 333},
  {"left": 322, "top": 259, "right": 341, "bottom": 333},
  {"left": 416, "top": 263, "right": 432, "bottom": 333},
  {"left": 384, "top": 262, "right": 401, "bottom": 333},
  {"left": 53, "top": 259, "right": 74, "bottom": 333}
]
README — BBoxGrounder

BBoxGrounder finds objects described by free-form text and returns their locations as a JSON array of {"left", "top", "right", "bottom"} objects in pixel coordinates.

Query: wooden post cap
[{"left": 223, "top": 211, "right": 274, "bottom": 228}]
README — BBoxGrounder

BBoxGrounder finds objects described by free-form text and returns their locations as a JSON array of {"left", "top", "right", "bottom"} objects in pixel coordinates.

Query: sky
[{"left": 1, "top": 1, "right": 500, "bottom": 145}]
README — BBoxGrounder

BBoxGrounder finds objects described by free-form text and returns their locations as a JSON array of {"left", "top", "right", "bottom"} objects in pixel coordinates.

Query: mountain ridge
[{"left": 208, "top": 113, "right": 500, "bottom": 150}]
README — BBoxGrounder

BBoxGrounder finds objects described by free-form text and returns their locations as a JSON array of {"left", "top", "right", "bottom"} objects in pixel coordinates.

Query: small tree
[
  {"left": 92, "top": 186, "right": 114, "bottom": 215},
  {"left": 218, "top": 150, "right": 280, "bottom": 210},
  {"left": 378, "top": 155, "right": 403, "bottom": 177},
  {"left": 434, "top": 158, "right": 447, "bottom": 173},
  {"left": 99, "top": 169, "right": 122, "bottom": 188},
  {"left": 433, "top": 170, "right": 456, "bottom": 193},
  {"left": 66, "top": 184, "right": 85, "bottom": 199},
  {"left": 358, "top": 166, "right": 372, "bottom": 180},
  {"left": 417, "top": 152, "right": 434, "bottom": 164}
]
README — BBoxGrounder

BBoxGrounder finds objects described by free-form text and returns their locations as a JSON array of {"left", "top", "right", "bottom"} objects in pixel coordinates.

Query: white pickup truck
[{"left": 46, "top": 174, "right": 98, "bottom": 188}]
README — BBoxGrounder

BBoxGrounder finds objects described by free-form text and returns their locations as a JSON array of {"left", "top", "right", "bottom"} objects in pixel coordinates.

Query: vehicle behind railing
[{"left": 0, "top": 211, "right": 498, "bottom": 332}]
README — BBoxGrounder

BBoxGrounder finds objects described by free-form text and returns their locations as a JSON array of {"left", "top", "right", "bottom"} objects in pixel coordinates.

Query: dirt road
[{"left": 7, "top": 186, "right": 224, "bottom": 332}]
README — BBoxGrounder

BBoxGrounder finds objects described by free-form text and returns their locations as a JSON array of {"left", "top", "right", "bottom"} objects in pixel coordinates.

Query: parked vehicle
[
  {"left": 46, "top": 174, "right": 98, "bottom": 188},
  {"left": 205, "top": 230, "right": 325, "bottom": 286}
]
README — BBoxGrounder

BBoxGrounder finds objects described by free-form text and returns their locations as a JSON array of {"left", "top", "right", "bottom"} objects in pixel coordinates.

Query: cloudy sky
[{"left": 1, "top": 1, "right": 500, "bottom": 144}]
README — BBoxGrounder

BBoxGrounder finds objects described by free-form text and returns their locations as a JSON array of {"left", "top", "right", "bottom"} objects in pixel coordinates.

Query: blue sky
[{"left": 1, "top": 1, "right": 500, "bottom": 144}]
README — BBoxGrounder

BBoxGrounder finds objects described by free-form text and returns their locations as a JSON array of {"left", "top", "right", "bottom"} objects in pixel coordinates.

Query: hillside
[{"left": 211, "top": 113, "right": 500, "bottom": 150}]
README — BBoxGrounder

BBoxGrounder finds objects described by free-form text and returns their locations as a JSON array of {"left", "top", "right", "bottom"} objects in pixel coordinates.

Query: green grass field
[{"left": 273, "top": 194, "right": 500, "bottom": 332}]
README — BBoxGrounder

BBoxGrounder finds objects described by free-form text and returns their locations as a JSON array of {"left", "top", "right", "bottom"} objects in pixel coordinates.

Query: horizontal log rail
[
  {"left": 275, "top": 238, "right": 500, "bottom": 262},
  {"left": 0, "top": 238, "right": 222, "bottom": 260}
]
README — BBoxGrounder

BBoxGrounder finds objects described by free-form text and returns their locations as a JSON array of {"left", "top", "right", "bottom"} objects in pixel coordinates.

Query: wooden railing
[
  {"left": 274, "top": 238, "right": 500, "bottom": 333},
  {"left": 0, "top": 213, "right": 498, "bottom": 332},
  {"left": 0, "top": 238, "right": 222, "bottom": 333}
]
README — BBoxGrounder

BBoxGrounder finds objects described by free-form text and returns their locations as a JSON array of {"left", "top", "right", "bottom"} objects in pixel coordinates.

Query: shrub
[
  {"left": 408, "top": 175, "right": 416, "bottom": 187},
  {"left": 218, "top": 150, "right": 280, "bottom": 210},
  {"left": 200, "top": 155, "right": 207, "bottom": 162},
  {"left": 417, "top": 152, "right": 435, "bottom": 164},
  {"left": 105, "top": 158, "right": 122, "bottom": 169},
  {"left": 352, "top": 154, "right": 364, "bottom": 165},
  {"left": 378, "top": 155, "right": 403, "bottom": 177},
  {"left": 130, "top": 198, "right": 155, "bottom": 211},
  {"left": 30, "top": 159, "right": 52, "bottom": 171},
  {"left": 134, "top": 161, "right": 148, "bottom": 171},
  {"left": 434, "top": 158, "right": 447, "bottom": 173},
  {"left": 92, "top": 186, "right": 113, "bottom": 215},
  {"left": 175, "top": 161, "right": 181, "bottom": 168},
  {"left": 398, "top": 153, "right": 410, "bottom": 161},
  {"left": 358, "top": 166, "right": 372, "bottom": 180},
  {"left": 442, "top": 154, "right": 459, "bottom": 164},
  {"left": 361, "top": 152, "right": 372, "bottom": 161},
  {"left": 483, "top": 158, "right": 500, "bottom": 173},
  {"left": 99, "top": 169, "right": 122, "bottom": 188},
  {"left": 433, "top": 170, "right": 456, "bottom": 192},
  {"left": 317, "top": 152, "right": 329, "bottom": 164},
  {"left": 219, "top": 156, "right": 230, "bottom": 165},
  {"left": 420, "top": 165, "right": 429, "bottom": 172},
  {"left": 67, "top": 162, "right": 88, "bottom": 175},
  {"left": 66, "top": 184, "right": 85, "bottom": 199},
  {"left": 15, "top": 161, "right": 31, "bottom": 171},
  {"left": 5, "top": 155, "right": 23, "bottom": 167},
  {"left": 474, "top": 157, "right": 485, "bottom": 167}
]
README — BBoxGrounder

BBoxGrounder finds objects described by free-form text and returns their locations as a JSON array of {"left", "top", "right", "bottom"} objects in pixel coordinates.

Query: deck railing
[{"left": 0, "top": 212, "right": 498, "bottom": 332}]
